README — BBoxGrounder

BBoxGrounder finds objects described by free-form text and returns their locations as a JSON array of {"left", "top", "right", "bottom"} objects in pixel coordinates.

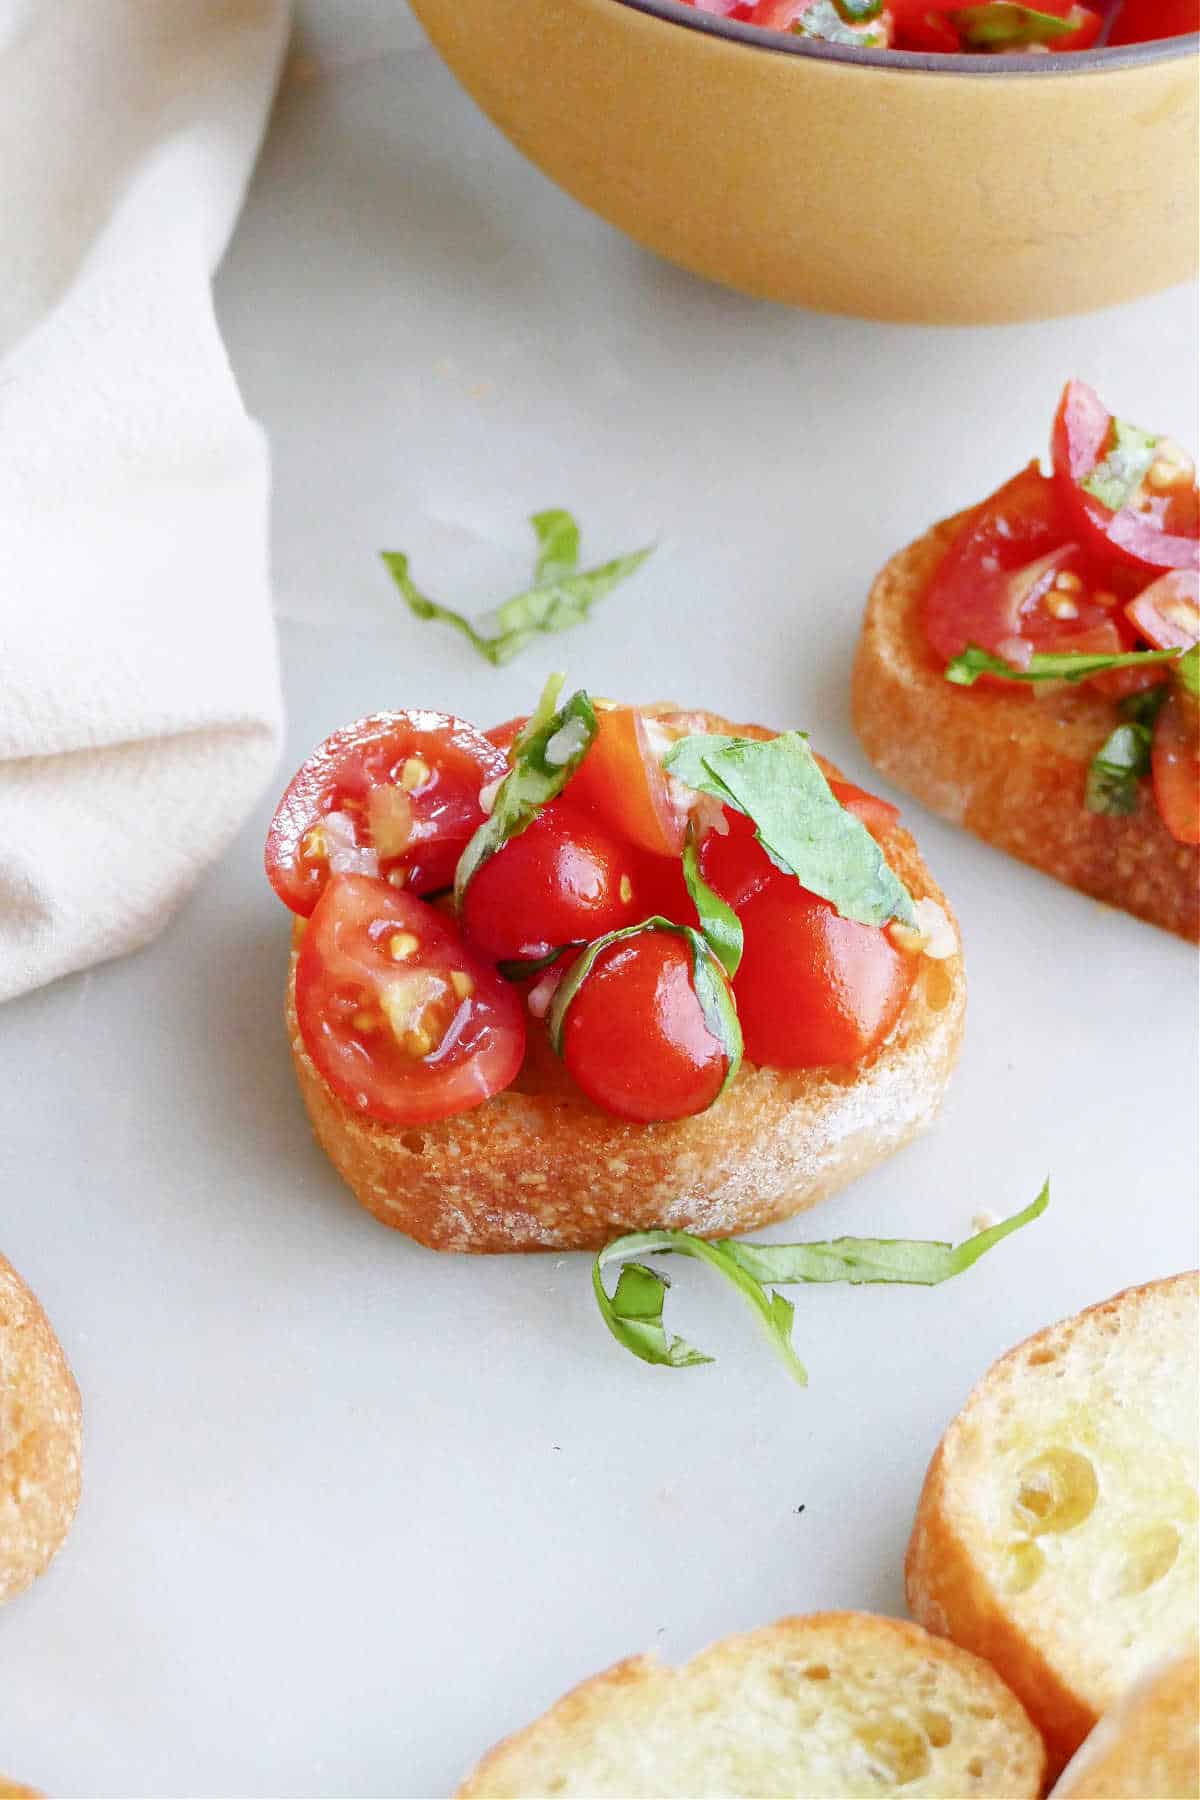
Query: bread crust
[
  {"left": 852, "top": 513, "right": 1200, "bottom": 942},
  {"left": 1051, "top": 1649, "right": 1200, "bottom": 1799},
  {"left": 0, "top": 1254, "right": 82, "bottom": 1605},
  {"left": 285, "top": 711, "right": 965, "bottom": 1252},
  {"left": 905, "top": 1273, "right": 1200, "bottom": 1775},
  {"left": 455, "top": 1611, "right": 1047, "bottom": 1798}
]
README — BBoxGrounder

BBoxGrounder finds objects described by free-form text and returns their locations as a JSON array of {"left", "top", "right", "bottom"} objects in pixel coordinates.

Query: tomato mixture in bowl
[
  {"left": 267, "top": 686, "right": 952, "bottom": 1129},
  {"left": 678, "top": 0, "right": 1197, "bottom": 52}
]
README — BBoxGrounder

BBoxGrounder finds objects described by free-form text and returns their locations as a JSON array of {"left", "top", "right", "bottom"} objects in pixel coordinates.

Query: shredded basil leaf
[
  {"left": 790, "top": 0, "right": 889, "bottom": 41},
  {"left": 548, "top": 918, "right": 743, "bottom": 1101},
  {"left": 945, "top": 643, "right": 1182, "bottom": 687},
  {"left": 593, "top": 1185, "right": 1049, "bottom": 1381},
  {"left": 381, "top": 514, "right": 652, "bottom": 667},
  {"left": 454, "top": 682, "right": 598, "bottom": 906},
  {"left": 1086, "top": 719, "right": 1155, "bottom": 817},
  {"left": 1082, "top": 417, "right": 1160, "bottom": 515},
  {"left": 1178, "top": 645, "right": 1200, "bottom": 702},
  {"left": 833, "top": 0, "right": 884, "bottom": 17},
  {"left": 496, "top": 945, "right": 576, "bottom": 982},
  {"left": 948, "top": 2, "right": 1082, "bottom": 46},
  {"left": 664, "top": 733, "right": 915, "bottom": 929},
  {"left": 681, "top": 837, "right": 743, "bottom": 979},
  {"left": 1120, "top": 684, "right": 1170, "bottom": 730}
]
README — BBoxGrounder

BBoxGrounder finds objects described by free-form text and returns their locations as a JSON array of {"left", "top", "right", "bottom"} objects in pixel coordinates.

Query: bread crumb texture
[
  {"left": 852, "top": 514, "right": 1200, "bottom": 941},
  {"left": 287, "top": 714, "right": 965, "bottom": 1251},
  {"left": 456, "top": 1611, "right": 1045, "bottom": 1798},
  {"left": 1051, "top": 1648, "right": 1200, "bottom": 1799},
  {"left": 907, "top": 1273, "right": 1199, "bottom": 1771},
  {"left": 0, "top": 1254, "right": 82, "bottom": 1604}
]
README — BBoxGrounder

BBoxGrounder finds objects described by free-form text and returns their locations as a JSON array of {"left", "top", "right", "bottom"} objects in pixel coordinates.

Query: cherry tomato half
[
  {"left": 1152, "top": 689, "right": 1200, "bottom": 847},
  {"left": 266, "top": 712, "right": 506, "bottom": 917},
  {"left": 566, "top": 706, "right": 688, "bottom": 858},
  {"left": 733, "top": 883, "right": 916, "bottom": 1069},
  {"left": 1125, "top": 570, "right": 1200, "bottom": 653},
  {"left": 561, "top": 932, "right": 730, "bottom": 1122},
  {"left": 1108, "top": 0, "right": 1199, "bottom": 43},
  {"left": 1052, "top": 381, "right": 1200, "bottom": 576},
  {"left": 295, "top": 876, "right": 525, "bottom": 1125},
  {"left": 460, "top": 801, "right": 645, "bottom": 965}
]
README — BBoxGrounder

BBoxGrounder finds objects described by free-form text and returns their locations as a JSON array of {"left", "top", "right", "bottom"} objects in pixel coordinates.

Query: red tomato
[
  {"left": 295, "top": 876, "right": 525, "bottom": 1125},
  {"left": 566, "top": 707, "right": 688, "bottom": 858},
  {"left": 1052, "top": 381, "right": 1200, "bottom": 576},
  {"left": 460, "top": 802, "right": 644, "bottom": 964},
  {"left": 1152, "top": 689, "right": 1200, "bottom": 847},
  {"left": 733, "top": 883, "right": 916, "bottom": 1069},
  {"left": 484, "top": 716, "right": 527, "bottom": 757},
  {"left": 1109, "top": 0, "right": 1199, "bottom": 42},
  {"left": 829, "top": 778, "right": 901, "bottom": 838},
  {"left": 1125, "top": 570, "right": 1200, "bottom": 652},
  {"left": 266, "top": 712, "right": 506, "bottom": 917},
  {"left": 921, "top": 463, "right": 1136, "bottom": 673},
  {"left": 699, "top": 780, "right": 898, "bottom": 911},
  {"left": 893, "top": 0, "right": 1099, "bottom": 49},
  {"left": 560, "top": 932, "right": 730, "bottom": 1122}
]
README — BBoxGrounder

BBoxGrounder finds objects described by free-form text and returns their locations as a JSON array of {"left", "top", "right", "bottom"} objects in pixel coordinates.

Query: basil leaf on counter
[
  {"left": 1082, "top": 417, "right": 1160, "bottom": 515},
  {"left": 548, "top": 919, "right": 743, "bottom": 1100},
  {"left": 945, "top": 643, "right": 1181, "bottom": 687},
  {"left": 593, "top": 1185, "right": 1049, "bottom": 1381},
  {"left": 454, "top": 682, "right": 598, "bottom": 905},
  {"left": 948, "top": 2, "right": 1082, "bottom": 46},
  {"left": 681, "top": 837, "right": 743, "bottom": 979},
  {"left": 381, "top": 514, "right": 652, "bottom": 667},
  {"left": 664, "top": 732, "right": 915, "bottom": 929}
]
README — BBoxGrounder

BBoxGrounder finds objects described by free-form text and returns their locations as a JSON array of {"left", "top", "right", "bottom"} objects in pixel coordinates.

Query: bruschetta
[{"left": 0, "top": 1253, "right": 81, "bottom": 1605}]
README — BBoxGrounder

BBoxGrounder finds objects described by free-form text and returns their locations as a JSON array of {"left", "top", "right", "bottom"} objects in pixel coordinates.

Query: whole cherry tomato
[{"left": 460, "top": 802, "right": 644, "bottom": 964}]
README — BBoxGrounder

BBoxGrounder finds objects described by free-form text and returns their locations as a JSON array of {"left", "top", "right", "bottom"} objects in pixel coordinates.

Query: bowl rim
[{"left": 614, "top": 0, "right": 1200, "bottom": 74}]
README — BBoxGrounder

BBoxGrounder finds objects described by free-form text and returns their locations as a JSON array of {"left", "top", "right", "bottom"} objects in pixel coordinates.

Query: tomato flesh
[
  {"left": 1109, "top": 0, "right": 1199, "bottom": 42},
  {"left": 1052, "top": 380, "right": 1200, "bottom": 576},
  {"left": 566, "top": 706, "right": 688, "bottom": 859},
  {"left": 1152, "top": 690, "right": 1200, "bottom": 848},
  {"left": 561, "top": 933, "right": 730, "bottom": 1122},
  {"left": 460, "top": 801, "right": 644, "bottom": 964},
  {"left": 295, "top": 876, "right": 525, "bottom": 1125},
  {"left": 1124, "top": 570, "right": 1200, "bottom": 653},
  {"left": 266, "top": 712, "right": 506, "bottom": 917},
  {"left": 733, "top": 882, "right": 916, "bottom": 1070},
  {"left": 828, "top": 777, "right": 901, "bottom": 838}
]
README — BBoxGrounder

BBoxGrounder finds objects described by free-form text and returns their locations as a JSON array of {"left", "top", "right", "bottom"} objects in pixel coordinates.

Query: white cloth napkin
[{"left": 0, "top": 0, "right": 290, "bottom": 1004}]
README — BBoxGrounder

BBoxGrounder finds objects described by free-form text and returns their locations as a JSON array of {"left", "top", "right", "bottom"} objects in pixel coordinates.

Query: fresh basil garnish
[
  {"left": 381, "top": 512, "right": 652, "bottom": 667},
  {"left": 1178, "top": 644, "right": 1200, "bottom": 702},
  {"left": 1085, "top": 685, "right": 1169, "bottom": 817},
  {"left": 593, "top": 1184, "right": 1050, "bottom": 1383},
  {"left": 1082, "top": 417, "right": 1160, "bottom": 515},
  {"left": 945, "top": 643, "right": 1182, "bottom": 687},
  {"left": 547, "top": 919, "right": 743, "bottom": 1101},
  {"left": 947, "top": 2, "right": 1083, "bottom": 47},
  {"left": 664, "top": 732, "right": 915, "bottom": 929},
  {"left": 454, "top": 678, "right": 598, "bottom": 906},
  {"left": 681, "top": 836, "right": 743, "bottom": 979},
  {"left": 496, "top": 945, "right": 577, "bottom": 982}
]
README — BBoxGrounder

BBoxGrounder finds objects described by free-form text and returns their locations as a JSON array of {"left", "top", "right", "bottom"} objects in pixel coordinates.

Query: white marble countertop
[{"left": 2, "top": 6, "right": 1196, "bottom": 1795}]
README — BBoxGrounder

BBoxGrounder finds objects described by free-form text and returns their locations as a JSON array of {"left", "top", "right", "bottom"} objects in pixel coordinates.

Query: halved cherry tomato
[
  {"left": 566, "top": 707, "right": 688, "bottom": 859},
  {"left": 733, "top": 882, "right": 916, "bottom": 1069},
  {"left": 1152, "top": 689, "right": 1200, "bottom": 847},
  {"left": 295, "top": 876, "right": 525, "bottom": 1125},
  {"left": 1108, "top": 0, "right": 1199, "bottom": 43},
  {"left": 1125, "top": 570, "right": 1200, "bottom": 652},
  {"left": 829, "top": 778, "right": 901, "bottom": 838},
  {"left": 266, "top": 712, "right": 506, "bottom": 917},
  {"left": 560, "top": 932, "right": 730, "bottom": 1122},
  {"left": 1052, "top": 381, "right": 1200, "bottom": 576},
  {"left": 460, "top": 802, "right": 644, "bottom": 964},
  {"left": 921, "top": 463, "right": 1136, "bottom": 675}
]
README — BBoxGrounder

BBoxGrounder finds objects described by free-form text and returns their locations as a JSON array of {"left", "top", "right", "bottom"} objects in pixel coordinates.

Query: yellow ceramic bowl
[{"left": 409, "top": 0, "right": 1198, "bottom": 324}]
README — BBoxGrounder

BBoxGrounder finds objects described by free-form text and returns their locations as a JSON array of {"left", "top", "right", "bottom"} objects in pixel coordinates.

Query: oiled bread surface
[
  {"left": 456, "top": 1611, "right": 1046, "bottom": 1798},
  {"left": 906, "top": 1272, "right": 1199, "bottom": 1771},
  {"left": 852, "top": 512, "right": 1200, "bottom": 941},
  {"left": 0, "top": 1252, "right": 82, "bottom": 1603},
  {"left": 1051, "top": 1648, "right": 1200, "bottom": 1799},
  {"left": 288, "top": 710, "right": 966, "bottom": 1251}
]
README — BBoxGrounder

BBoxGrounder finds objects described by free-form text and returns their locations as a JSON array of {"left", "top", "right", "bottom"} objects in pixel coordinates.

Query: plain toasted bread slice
[
  {"left": 286, "top": 710, "right": 965, "bottom": 1252},
  {"left": 0, "top": 1253, "right": 81, "bottom": 1604},
  {"left": 852, "top": 513, "right": 1200, "bottom": 942},
  {"left": 455, "top": 1611, "right": 1046, "bottom": 1798},
  {"left": 906, "top": 1273, "right": 1199, "bottom": 1772},
  {"left": 1051, "top": 1648, "right": 1200, "bottom": 1799}
]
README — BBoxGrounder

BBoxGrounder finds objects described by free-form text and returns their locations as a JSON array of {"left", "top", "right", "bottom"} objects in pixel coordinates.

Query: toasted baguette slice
[
  {"left": 852, "top": 513, "right": 1200, "bottom": 942},
  {"left": 287, "top": 710, "right": 965, "bottom": 1252},
  {"left": 455, "top": 1611, "right": 1046, "bottom": 1798},
  {"left": 906, "top": 1273, "right": 1199, "bottom": 1772},
  {"left": 0, "top": 1253, "right": 82, "bottom": 1604},
  {"left": 1051, "top": 1649, "right": 1200, "bottom": 1799}
]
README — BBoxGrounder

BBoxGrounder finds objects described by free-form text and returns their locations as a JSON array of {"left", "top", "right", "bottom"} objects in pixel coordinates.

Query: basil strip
[
  {"left": 381, "top": 513, "right": 652, "bottom": 667},
  {"left": 946, "top": 643, "right": 1181, "bottom": 687},
  {"left": 1082, "top": 417, "right": 1160, "bottom": 515},
  {"left": 682, "top": 837, "right": 743, "bottom": 979},
  {"left": 833, "top": 0, "right": 884, "bottom": 17},
  {"left": 593, "top": 1185, "right": 1049, "bottom": 1380},
  {"left": 547, "top": 919, "right": 743, "bottom": 1101},
  {"left": 1085, "top": 718, "right": 1156, "bottom": 817},
  {"left": 497, "top": 945, "right": 578, "bottom": 982},
  {"left": 1178, "top": 645, "right": 1200, "bottom": 702},
  {"left": 664, "top": 732, "right": 915, "bottom": 929},
  {"left": 948, "top": 2, "right": 1081, "bottom": 46},
  {"left": 453, "top": 684, "right": 598, "bottom": 906}
]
